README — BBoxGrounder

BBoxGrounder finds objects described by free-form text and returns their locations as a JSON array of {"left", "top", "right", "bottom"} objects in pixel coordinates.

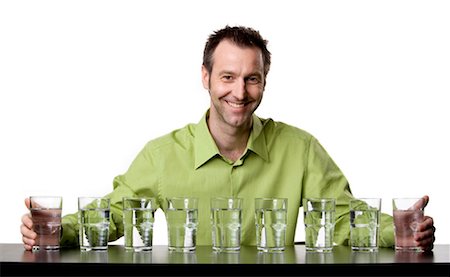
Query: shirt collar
[{"left": 194, "top": 110, "right": 269, "bottom": 169}]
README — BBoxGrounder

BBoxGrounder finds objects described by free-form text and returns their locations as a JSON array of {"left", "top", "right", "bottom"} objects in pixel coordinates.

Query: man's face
[{"left": 202, "top": 40, "right": 265, "bottom": 130}]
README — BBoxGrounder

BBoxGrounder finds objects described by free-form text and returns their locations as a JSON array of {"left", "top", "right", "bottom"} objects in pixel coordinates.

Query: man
[{"left": 21, "top": 25, "right": 435, "bottom": 251}]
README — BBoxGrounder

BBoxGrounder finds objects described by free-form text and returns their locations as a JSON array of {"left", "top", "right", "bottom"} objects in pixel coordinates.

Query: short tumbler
[
  {"left": 211, "top": 197, "right": 242, "bottom": 252},
  {"left": 166, "top": 197, "right": 198, "bottom": 252},
  {"left": 255, "top": 198, "right": 287, "bottom": 252},
  {"left": 123, "top": 197, "right": 156, "bottom": 251},
  {"left": 392, "top": 197, "right": 425, "bottom": 252},
  {"left": 303, "top": 198, "right": 336, "bottom": 252},
  {"left": 78, "top": 197, "right": 111, "bottom": 251},
  {"left": 349, "top": 198, "right": 381, "bottom": 252},
  {"left": 29, "top": 196, "right": 63, "bottom": 251}
]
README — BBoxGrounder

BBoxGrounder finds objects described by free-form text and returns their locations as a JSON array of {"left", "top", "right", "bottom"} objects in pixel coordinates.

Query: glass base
[
  {"left": 395, "top": 246, "right": 424, "bottom": 252},
  {"left": 351, "top": 246, "right": 378, "bottom": 252},
  {"left": 257, "top": 246, "right": 285, "bottom": 253},
  {"left": 213, "top": 246, "right": 240, "bottom": 253},
  {"left": 125, "top": 246, "right": 152, "bottom": 252},
  {"left": 168, "top": 246, "right": 196, "bottom": 253},
  {"left": 32, "top": 245, "right": 60, "bottom": 251},
  {"left": 306, "top": 247, "right": 333, "bottom": 253},
  {"left": 80, "top": 246, "right": 108, "bottom": 251}
]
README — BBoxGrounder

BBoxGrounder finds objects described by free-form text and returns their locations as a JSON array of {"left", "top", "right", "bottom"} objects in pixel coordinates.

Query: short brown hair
[{"left": 202, "top": 26, "right": 271, "bottom": 78}]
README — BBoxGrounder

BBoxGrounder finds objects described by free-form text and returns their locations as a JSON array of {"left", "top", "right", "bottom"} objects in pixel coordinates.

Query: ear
[{"left": 201, "top": 65, "right": 210, "bottom": 90}]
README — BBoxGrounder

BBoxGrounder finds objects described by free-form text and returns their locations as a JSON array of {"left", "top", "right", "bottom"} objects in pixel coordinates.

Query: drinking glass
[
  {"left": 255, "top": 198, "right": 287, "bottom": 252},
  {"left": 29, "top": 196, "right": 63, "bottom": 251},
  {"left": 349, "top": 198, "right": 381, "bottom": 252},
  {"left": 166, "top": 197, "right": 198, "bottom": 252},
  {"left": 211, "top": 197, "right": 242, "bottom": 252},
  {"left": 303, "top": 198, "right": 335, "bottom": 252},
  {"left": 78, "top": 197, "right": 111, "bottom": 251},
  {"left": 392, "top": 197, "right": 425, "bottom": 252},
  {"left": 123, "top": 197, "right": 156, "bottom": 251}
]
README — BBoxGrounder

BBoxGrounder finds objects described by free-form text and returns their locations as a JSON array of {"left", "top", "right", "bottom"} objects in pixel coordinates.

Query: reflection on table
[{"left": 0, "top": 244, "right": 448, "bottom": 276}]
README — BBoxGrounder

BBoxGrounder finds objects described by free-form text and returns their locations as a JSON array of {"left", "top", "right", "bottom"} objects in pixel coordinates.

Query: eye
[
  {"left": 246, "top": 76, "right": 261, "bottom": 84},
  {"left": 221, "top": 75, "right": 234, "bottom": 82}
]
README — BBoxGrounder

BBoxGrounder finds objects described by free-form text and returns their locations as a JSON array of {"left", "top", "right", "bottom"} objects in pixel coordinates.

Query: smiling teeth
[{"left": 227, "top": 101, "right": 245, "bottom": 108}]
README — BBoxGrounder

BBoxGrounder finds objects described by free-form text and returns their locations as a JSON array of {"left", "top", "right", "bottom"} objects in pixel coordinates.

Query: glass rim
[
  {"left": 77, "top": 197, "right": 110, "bottom": 209},
  {"left": 304, "top": 197, "right": 335, "bottom": 202},
  {"left": 255, "top": 197, "right": 288, "bottom": 201},
  {"left": 350, "top": 198, "right": 381, "bottom": 203},
  {"left": 78, "top": 196, "right": 110, "bottom": 200},
  {"left": 166, "top": 196, "right": 198, "bottom": 201},
  {"left": 123, "top": 196, "right": 156, "bottom": 201},
  {"left": 392, "top": 197, "right": 423, "bottom": 200},
  {"left": 29, "top": 196, "right": 62, "bottom": 199},
  {"left": 211, "top": 196, "right": 243, "bottom": 200},
  {"left": 210, "top": 197, "right": 243, "bottom": 204},
  {"left": 29, "top": 196, "right": 63, "bottom": 209}
]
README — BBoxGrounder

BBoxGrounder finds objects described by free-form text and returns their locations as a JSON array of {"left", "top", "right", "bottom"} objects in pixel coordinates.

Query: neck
[{"left": 207, "top": 116, "right": 252, "bottom": 162}]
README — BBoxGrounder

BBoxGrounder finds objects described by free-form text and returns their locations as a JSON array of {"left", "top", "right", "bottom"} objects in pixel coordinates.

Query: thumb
[
  {"left": 421, "top": 195, "right": 429, "bottom": 208},
  {"left": 412, "top": 195, "right": 429, "bottom": 210}
]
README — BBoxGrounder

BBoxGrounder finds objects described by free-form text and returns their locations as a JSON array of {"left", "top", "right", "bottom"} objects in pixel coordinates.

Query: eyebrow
[{"left": 218, "top": 70, "right": 263, "bottom": 78}]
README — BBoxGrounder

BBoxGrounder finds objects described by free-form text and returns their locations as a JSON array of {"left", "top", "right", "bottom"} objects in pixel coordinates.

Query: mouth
[{"left": 225, "top": 100, "right": 247, "bottom": 108}]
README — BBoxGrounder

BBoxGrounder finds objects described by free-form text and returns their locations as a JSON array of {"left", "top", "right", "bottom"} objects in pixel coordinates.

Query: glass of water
[
  {"left": 303, "top": 198, "right": 335, "bottom": 252},
  {"left": 349, "top": 198, "right": 381, "bottom": 252},
  {"left": 211, "top": 197, "right": 242, "bottom": 252},
  {"left": 78, "top": 197, "right": 111, "bottom": 251},
  {"left": 255, "top": 198, "right": 287, "bottom": 252},
  {"left": 123, "top": 197, "right": 157, "bottom": 252},
  {"left": 166, "top": 197, "right": 198, "bottom": 252}
]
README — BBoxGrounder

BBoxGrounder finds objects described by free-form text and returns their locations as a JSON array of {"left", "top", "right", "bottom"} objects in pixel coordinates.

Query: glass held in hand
[
  {"left": 29, "top": 196, "right": 63, "bottom": 251},
  {"left": 392, "top": 197, "right": 425, "bottom": 252}
]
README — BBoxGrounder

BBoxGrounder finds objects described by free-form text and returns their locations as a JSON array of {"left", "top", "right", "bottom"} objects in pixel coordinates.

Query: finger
[
  {"left": 22, "top": 235, "right": 35, "bottom": 250},
  {"left": 21, "top": 224, "right": 37, "bottom": 241},
  {"left": 21, "top": 213, "right": 33, "bottom": 229},
  {"left": 416, "top": 216, "right": 434, "bottom": 232},
  {"left": 416, "top": 236, "right": 434, "bottom": 252},
  {"left": 414, "top": 227, "right": 434, "bottom": 242}
]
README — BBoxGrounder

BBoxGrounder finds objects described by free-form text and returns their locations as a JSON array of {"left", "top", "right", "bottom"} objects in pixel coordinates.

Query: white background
[{"left": 1, "top": 0, "right": 449, "bottom": 246}]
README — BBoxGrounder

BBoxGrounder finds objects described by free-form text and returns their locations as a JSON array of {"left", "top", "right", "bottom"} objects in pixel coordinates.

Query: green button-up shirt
[{"left": 61, "top": 111, "right": 394, "bottom": 247}]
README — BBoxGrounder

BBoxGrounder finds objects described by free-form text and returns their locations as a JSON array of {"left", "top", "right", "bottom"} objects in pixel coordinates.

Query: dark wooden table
[{"left": 1, "top": 243, "right": 449, "bottom": 276}]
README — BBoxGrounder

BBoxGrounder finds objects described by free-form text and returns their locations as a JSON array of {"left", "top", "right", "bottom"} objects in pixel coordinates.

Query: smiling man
[
  {"left": 21, "top": 25, "right": 435, "bottom": 251},
  {"left": 203, "top": 38, "right": 266, "bottom": 162}
]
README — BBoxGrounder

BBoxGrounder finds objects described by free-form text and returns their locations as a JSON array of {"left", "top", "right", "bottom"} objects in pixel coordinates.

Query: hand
[
  {"left": 413, "top": 195, "right": 435, "bottom": 252},
  {"left": 20, "top": 198, "right": 37, "bottom": 251}
]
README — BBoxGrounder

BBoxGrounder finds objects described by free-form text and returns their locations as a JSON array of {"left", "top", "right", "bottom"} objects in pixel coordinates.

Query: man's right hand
[{"left": 21, "top": 198, "right": 37, "bottom": 251}]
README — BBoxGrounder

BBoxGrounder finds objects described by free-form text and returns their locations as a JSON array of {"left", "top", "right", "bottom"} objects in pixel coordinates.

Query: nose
[{"left": 232, "top": 78, "right": 247, "bottom": 100}]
